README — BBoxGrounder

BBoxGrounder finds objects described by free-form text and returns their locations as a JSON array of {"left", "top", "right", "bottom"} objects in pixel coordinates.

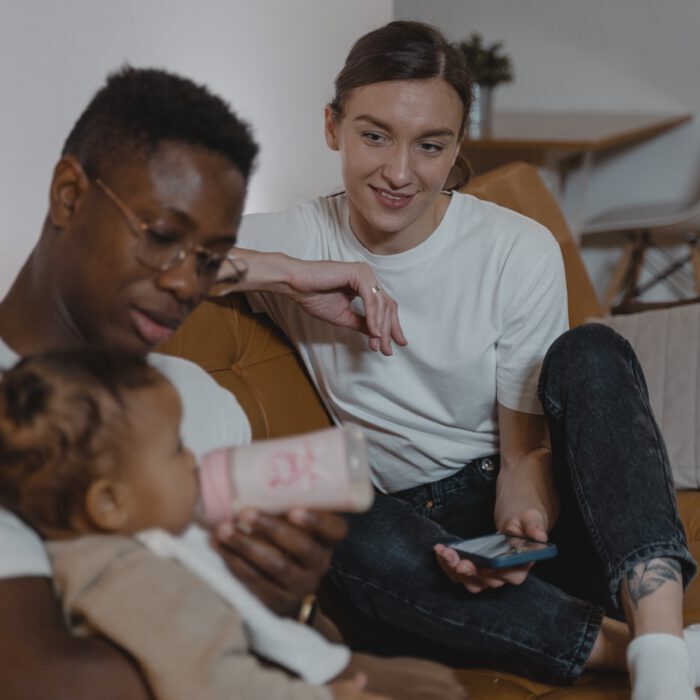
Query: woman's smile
[{"left": 370, "top": 185, "right": 416, "bottom": 209}]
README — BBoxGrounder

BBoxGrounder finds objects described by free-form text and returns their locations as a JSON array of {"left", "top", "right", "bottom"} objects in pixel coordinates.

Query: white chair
[{"left": 581, "top": 194, "right": 700, "bottom": 311}]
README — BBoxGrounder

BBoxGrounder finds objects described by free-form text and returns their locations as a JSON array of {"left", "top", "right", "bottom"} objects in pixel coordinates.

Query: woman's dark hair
[
  {"left": 0, "top": 348, "right": 163, "bottom": 532},
  {"left": 329, "top": 21, "right": 473, "bottom": 189},
  {"left": 62, "top": 66, "right": 259, "bottom": 182}
]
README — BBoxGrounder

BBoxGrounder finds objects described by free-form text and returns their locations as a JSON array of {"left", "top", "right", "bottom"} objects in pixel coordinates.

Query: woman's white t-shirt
[{"left": 239, "top": 192, "right": 568, "bottom": 493}]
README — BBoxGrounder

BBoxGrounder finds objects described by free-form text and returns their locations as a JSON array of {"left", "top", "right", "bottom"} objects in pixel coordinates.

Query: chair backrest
[{"left": 461, "top": 162, "right": 604, "bottom": 326}]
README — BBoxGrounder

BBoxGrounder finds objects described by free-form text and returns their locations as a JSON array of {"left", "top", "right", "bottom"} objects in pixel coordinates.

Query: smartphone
[{"left": 445, "top": 533, "right": 557, "bottom": 569}]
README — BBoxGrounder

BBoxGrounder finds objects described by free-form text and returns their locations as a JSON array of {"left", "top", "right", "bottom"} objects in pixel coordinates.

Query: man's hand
[
  {"left": 220, "top": 250, "right": 408, "bottom": 356},
  {"left": 338, "top": 653, "right": 468, "bottom": 700},
  {"left": 213, "top": 507, "right": 348, "bottom": 616}
]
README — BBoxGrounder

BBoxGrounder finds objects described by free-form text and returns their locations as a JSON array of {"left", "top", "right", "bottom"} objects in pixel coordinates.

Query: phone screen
[{"left": 449, "top": 533, "right": 557, "bottom": 568}]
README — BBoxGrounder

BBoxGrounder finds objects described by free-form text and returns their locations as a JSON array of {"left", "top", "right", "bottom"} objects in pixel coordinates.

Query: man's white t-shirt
[
  {"left": 239, "top": 192, "right": 568, "bottom": 493},
  {"left": 0, "top": 337, "right": 251, "bottom": 580}
]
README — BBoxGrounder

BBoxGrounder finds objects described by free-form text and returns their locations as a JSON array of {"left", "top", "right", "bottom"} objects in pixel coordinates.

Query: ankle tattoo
[{"left": 626, "top": 558, "right": 682, "bottom": 608}]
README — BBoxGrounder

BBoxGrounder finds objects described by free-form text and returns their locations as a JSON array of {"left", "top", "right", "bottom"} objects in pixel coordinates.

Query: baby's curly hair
[{"left": 0, "top": 348, "right": 163, "bottom": 533}]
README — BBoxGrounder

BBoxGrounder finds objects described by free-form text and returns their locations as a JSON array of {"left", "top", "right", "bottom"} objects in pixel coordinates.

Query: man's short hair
[{"left": 62, "top": 66, "right": 259, "bottom": 181}]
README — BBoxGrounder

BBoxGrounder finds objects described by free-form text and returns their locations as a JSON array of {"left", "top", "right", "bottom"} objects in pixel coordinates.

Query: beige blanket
[
  {"left": 595, "top": 303, "right": 700, "bottom": 489},
  {"left": 48, "top": 535, "right": 332, "bottom": 700}
]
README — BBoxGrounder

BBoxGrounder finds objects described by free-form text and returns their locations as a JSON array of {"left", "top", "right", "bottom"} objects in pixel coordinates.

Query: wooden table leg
[
  {"left": 603, "top": 235, "right": 637, "bottom": 312},
  {"left": 692, "top": 238, "right": 700, "bottom": 295}
]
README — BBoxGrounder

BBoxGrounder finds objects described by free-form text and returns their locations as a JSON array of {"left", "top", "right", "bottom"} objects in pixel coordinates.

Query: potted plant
[{"left": 457, "top": 33, "right": 514, "bottom": 135}]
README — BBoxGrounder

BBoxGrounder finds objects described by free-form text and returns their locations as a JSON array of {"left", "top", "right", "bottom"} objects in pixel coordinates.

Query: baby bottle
[{"left": 198, "top": 424, "right": 373, "bottom": 525}]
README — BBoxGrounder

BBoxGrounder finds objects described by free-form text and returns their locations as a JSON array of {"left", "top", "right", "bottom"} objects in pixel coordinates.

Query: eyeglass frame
[{"left": 93, "top": 177, "right": 247, "bottom": 297}]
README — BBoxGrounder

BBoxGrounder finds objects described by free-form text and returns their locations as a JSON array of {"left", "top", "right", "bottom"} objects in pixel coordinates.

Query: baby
[{"left": 0, "top": 347, "right": 385, "bottom": 700}]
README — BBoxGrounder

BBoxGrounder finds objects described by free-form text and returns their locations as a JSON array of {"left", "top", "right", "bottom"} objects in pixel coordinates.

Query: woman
[{"left": 233, "top": 20, "right": 697, "bottom": 700}]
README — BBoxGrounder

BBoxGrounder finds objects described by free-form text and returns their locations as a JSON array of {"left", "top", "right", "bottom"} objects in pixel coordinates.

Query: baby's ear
[{"left": 84, "top": 479, "right": 131, "bottom": 532}]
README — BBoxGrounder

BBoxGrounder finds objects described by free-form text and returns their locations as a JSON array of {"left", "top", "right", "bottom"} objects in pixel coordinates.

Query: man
[{"left": 0, "top": 67, "right": 462, "bottom": 699}]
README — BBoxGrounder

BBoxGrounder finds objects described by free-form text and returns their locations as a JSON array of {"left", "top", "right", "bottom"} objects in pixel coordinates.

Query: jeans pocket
[{"left": 433, "top": 459, "right": 500, "bottom": 538}]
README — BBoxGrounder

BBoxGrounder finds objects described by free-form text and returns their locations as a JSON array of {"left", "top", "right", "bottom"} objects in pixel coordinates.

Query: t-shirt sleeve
[
  {"left": 0, "top": 508, "right": 51, "bottom": 579},
  {"left": 149, "top": 355, "right": 252, "bottom": 457},
  {"left": 496, "top": 236, "right": 569, "bottom": 415}
]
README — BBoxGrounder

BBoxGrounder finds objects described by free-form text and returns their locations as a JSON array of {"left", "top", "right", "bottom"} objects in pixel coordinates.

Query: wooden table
[{"left": 462, "top": 110, "right": 692, "bottom": 235}]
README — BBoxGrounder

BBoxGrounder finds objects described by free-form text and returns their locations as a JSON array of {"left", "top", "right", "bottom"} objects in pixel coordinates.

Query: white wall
[
  {"left": 0, "top": 0, "right": 392, "bottom": 298},
  {"left": 395, "top": 0, "right": 700, "bottom": 298}
]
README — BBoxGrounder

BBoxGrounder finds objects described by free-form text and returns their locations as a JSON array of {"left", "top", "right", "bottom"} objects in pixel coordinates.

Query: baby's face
[{"left": 118, "top": 378, "right": 199, "bottom": 535}]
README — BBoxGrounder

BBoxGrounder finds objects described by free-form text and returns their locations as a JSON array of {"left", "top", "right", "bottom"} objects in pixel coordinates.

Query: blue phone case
[{"left": 448, "top": 533, "right": 557, "bottom": 569}]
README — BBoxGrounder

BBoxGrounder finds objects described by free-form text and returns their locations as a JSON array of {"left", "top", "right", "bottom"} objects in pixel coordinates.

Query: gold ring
[{"left": 297, "top": 593, "right": 317, "bottom": 625}]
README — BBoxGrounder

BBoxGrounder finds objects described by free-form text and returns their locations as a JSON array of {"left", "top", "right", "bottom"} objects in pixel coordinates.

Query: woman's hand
[
  {"left": 494, "top": 479, "right": 553, "bottom": 542},
  {"left": 434, "top": 405, "right": 558, "bottom": 594},
  {"left": 435, "top": 483, "right": 552, "bottom": 594},
  {"left": 220, "top": 249, "right": 407, "bottom": 356},
  {"left": 433, "top": 542, "right": 535, "bottom": 593},
  {"left": 284, "top": 258, "right": 407, "bottom": 356},
  {"left": 434, "top": 500, "right": 549, "bottom": 593}
]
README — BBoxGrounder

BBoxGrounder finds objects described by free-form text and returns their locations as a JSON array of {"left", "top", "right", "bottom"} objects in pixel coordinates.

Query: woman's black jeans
[{"left": 321, "top": 324, "right": 696, "bottom": 684}]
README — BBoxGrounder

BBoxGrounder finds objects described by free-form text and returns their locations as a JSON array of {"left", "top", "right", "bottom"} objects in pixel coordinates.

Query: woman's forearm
[
  {"left": 225, "top": 249, "right": 300, "bottom": 296},
  {"left": 494, "top": 447, "right": 559, "bottom": 534},
  {"left": 223, "top": 248, "right": 407, "bottom": 356}
]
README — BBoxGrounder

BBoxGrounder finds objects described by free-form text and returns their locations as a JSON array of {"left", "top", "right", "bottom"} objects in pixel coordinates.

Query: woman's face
[{"left": 325, "top": 78, "right": 464, "bottom": 254}]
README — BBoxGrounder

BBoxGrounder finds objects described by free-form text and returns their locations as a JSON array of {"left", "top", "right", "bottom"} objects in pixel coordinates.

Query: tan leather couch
[{"left": 159, "top": 162, "right": 700, "bottom": 699}]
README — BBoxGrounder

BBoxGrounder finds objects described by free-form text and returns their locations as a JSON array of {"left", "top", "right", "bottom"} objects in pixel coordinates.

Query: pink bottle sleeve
[
  {"left": 198, "top": 425, "right": 373, "bottom": 523},
  {"left": 199, "top": 448, "right": 235, "bottom": 525},
  {"left": 231, "top": 427, "right": 352, "bottom": 513}
]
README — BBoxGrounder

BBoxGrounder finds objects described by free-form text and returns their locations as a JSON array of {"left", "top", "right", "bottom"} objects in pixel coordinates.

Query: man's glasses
[{"left": 94, "top": 178, "right": 247, "bottom": 297}]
